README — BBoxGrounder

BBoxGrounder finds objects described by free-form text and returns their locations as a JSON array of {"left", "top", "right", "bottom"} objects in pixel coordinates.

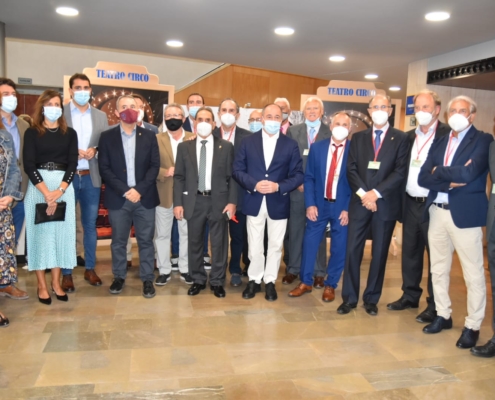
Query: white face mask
[
  {"left": 137, "top": 109, "right": 144, "bottom": 123},
  {"left": 220, "top": 113, "right": 236, "bottom": 127},
  {"left": 415, "top": 111, "right": 433, "bottom": 127},
  {"left": 371, "top": 110, "right": 389, "bottom": 126},
  {"left": 197, "top": 122, "right": 212, "bottom": 137},
  {"left": 448, "top": 113, "right": 470, "bottom": 132},
  {"left": 0, "top": 95, "right": 17, "bottom": 113},
  {"left": 331, "top": 126, "right": 349, "bottom": 141}
]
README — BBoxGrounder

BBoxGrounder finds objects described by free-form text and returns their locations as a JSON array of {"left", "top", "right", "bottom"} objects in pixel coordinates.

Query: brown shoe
[
  {"left": 313, "top": 276, "right": 325, "bottom": 289},
  {"left": 84, "top": 270, "right": 102, "bottom": 286},
  {"left": 282, "top": 273, "right": 298, "bottom": 285},
  {"left": 322, "top": 286, "right": 335, "bottom": 302},
  {"left": 0, "top": 285, "right": 29, "bottom": 300},
  {"left": 61, "top": 275, "right": 75, "bottom": 293},
  {"left": 288, "top": 282, "right": 313, "bottom": 297},
  {"left": 127, "top": 260, "right": 132, "bottom": 269}
]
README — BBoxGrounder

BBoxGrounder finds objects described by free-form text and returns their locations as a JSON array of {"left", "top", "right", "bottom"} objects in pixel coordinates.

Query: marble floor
[{"left": 1, "top": 244, "right": 494, "bottom": 400}]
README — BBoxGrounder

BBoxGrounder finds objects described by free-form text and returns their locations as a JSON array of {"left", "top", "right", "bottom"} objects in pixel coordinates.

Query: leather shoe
[
  {"left": 211, "top": 285, "right": 226, "bottom": 298},
  {"left": 313, "top": 276, "right": 324, "bottom": 289},
  {"left": 143, "top": 281, "right": 156, "bottom": 299},
  {"left": 387, "top": 297, "right": 418, "bottom": 311},
  {"left": 51, "top": 287, "right": 68, "bottom": 302},
  {"left": 84, "top": 269, "right": 102, "bottom": 286},
  {"left": 61, "top": 275, "right": 75, "bottom": 293},
  {"left": 126, "top": 260, "right": 132, "bottom": 269},
  {"left": 423, "top": 316, "right": 452, "bottom": 334},
  {"left": 188, "top": 283, "right": 206, "bottom": 296},
  {"left": 0, "top": 284, "right": 29, "bottom": 300},
  {"left": 0, "top": 312, "right": 9, "bottom": 327},
  {"left": 77, "top": 255, "right": 86, "bottom": 267},
  {"left": 456, "top": 327, "right": 479, "bottom": 349},
  {"left": 364, "top": 302, "right": 378, "bottom": 316},
  {"left": 322, "top": 286, "right": 335, "bottom": 302},
  {"left": 242, "top": 281, "right": 261, "bottom": 299},
  {"left": 470, "top": 340, "right": 495, "bottom": 357},
  {"left": 37, "top": 289, "right": 52, "bottom": 305},
  {"left": 282, "top": 273, "right": 297, "bottom": 285},
  {"left": 416, "top": 307, "right": 437, "bottom": 323},
  {"left": 288, "top": 282, "right": 312, "bottom": 297},
  {"left": 265, "top": 282, "right": 277, "bottom": 301},
  {"left": 337, "top": 302, "right": 356, "bottom": 314},
  {"left": 109, "top": 278, "right": 125, "bottom": 294},
  {"left": 230, "top": 274, "right": 242, "bottom": 287}
]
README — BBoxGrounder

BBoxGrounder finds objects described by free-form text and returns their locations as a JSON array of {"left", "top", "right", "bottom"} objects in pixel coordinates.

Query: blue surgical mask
[
  {"left": 189, "top": 106, "right": 200, "bottom": 119},
  {"left": 264, "top": 120, "right": 281, "bottom": 135},
  {"left": 73, "top": 90, "right": 91, "bottom": 106},
  {"left": 44, "top": 106, "right": 62, "bottom": 122},
  {"left": 305, "top": 119, "right": 321, "bottom": 129},
  {"left": 0, "top": 95, "right": 17, "bottom": 113},
  {"left": 249, "top": 121, "right": 263, "bottom": 132}
]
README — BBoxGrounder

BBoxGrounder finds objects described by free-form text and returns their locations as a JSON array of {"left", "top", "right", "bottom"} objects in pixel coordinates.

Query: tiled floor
[{"left": 1, "top": 243, "right": 494, "bottom": 399}]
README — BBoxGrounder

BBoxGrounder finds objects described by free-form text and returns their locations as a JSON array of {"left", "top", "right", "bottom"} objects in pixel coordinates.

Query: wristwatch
[{"left": 58, "top": 187, "right": 66, "bottom": 194}]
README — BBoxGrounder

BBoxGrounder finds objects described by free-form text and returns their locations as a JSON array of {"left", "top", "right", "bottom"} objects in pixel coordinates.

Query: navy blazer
[
  {"left": 183, "top": 118, "right": 193, "bottom": 133},
  {"left": 418, "top": 125, "right": 493, "bottom": 228},
  {"left": 233, "top": 131, "right": 303, "bottom": 220},
  {"left": 304, "top": 138, "right": 351, "bottom": 214},
  {"left": 98, "top": 125, "right": 160, "bottom": 210}
]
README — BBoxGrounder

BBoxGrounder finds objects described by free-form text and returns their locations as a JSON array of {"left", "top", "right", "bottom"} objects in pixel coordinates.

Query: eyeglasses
[
  {"left": 369, "top": 105, "right": 391, "bottom": 110},
  {"left": 448, "top": 108, "right": 470, "bottom": 116},
  {"left": 165, "top": 114, "right": 183, "bottom": 119},
  {"left": 248, "top": 118, "right": 262, "bottom": 123}
]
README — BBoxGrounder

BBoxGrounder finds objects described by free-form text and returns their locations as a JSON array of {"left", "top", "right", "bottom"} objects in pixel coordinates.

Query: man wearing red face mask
[{"left": 98, "top": 95, "right": 160, "bottom": 298}]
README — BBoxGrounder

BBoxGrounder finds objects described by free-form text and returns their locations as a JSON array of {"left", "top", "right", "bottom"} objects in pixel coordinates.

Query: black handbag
[{"left": 35, "top": 202, "right": 67, "bottom": 224}]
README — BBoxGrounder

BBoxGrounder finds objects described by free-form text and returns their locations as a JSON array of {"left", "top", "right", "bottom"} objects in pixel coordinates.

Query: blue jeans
[
  {"left": 12, "top": 200, "right": 25, "bottom": 246},
  {"left": 63, "top": 174, "right": 100, "bottom": 275}
]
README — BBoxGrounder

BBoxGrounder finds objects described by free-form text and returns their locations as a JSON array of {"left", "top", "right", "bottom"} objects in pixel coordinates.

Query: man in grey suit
[
  {"left": 173, "top": 107, "right": 236, "bottom": 298},
  {"left": 61, "top": 73, "right": 109, "bottom": 292},
  {"left": 283, "top": 97, "right": 330, "bottom": 287}
]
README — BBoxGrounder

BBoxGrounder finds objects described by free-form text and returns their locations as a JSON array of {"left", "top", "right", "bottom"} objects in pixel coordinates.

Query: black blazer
[
  {"left": 346, "top": 126, "right": 409, "bottom": 222},
  {"left": 213, "top": 125, "right": 252, "bottom": 212},
  {"left": 98, "top": 125, "right": 160, "bottom": 210},
  {"left": 173, "top": 135, "right": 236, "bottom": 220}
]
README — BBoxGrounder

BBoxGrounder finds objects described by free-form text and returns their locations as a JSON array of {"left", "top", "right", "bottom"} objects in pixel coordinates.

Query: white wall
[
  {"left": 6, "top": 38, "right": 222, "bottom": 89},
  {"left": 428, "top": 38, "right": 495, "bottom": 71}
]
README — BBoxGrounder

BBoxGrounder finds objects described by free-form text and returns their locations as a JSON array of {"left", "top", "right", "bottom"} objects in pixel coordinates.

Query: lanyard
[
  {"left": 221, "top": 127, "right": 234, "bottom": 143},
  {"left": 307, "top": 129, "right": 318, "bottom": 147},
  {"left": 372, "top": 129, "right": 387, "bottom": 161},
  {"left": 331, "top": 141, "right": 346, "bottom": 171},
  {"left": 444, "top": 134, "right": 459, "bottom": 166},
  {"left": 415, "top": 130, "right": 435, "bottom": 160}
]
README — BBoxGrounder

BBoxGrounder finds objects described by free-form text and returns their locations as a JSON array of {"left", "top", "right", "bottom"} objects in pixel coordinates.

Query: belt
[
  {"left": 36, "top": 162, "right": 67, "bottom": 171},
  {"left": 433, "top": 202, "right": 450, "bottom": 210},
  {"left": 76, "top": 169, "right": 90, "bottom": 176},
  {"left": 407, "top": 194, "right": 427, "bottom": 203},
  {"left": 324, "top": 198, "right": 336, "bottom": 203},
  {"left": 197, "top": 190, "right": 212, "bottom": 196}
]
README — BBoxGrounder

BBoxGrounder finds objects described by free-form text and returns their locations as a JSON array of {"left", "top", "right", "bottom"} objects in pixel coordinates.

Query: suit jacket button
[
  {"left": 265, "top": 174, "right": 268, "bottom": 177},
  {"left": 123, "top": 169, "right": 126, "bottom": 172}
]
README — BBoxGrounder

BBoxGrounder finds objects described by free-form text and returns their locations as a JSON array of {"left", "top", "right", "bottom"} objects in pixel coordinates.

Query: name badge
[
  {"left": 368, "top": 161, "right": 381, "bottom": 170},
  {"left": 492, "top": 184, "right": 495, "bottom": 194},
  {"left": 411, "top": 159, "right": 423, "bottom": 168},
  {"left": 303, "top": 149, "right": 309, "bottom": 156}
]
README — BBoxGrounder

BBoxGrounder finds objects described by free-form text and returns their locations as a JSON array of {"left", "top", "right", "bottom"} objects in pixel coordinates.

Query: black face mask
[{"left": 165, "top": 118, "right": 184, "bottom": 132}]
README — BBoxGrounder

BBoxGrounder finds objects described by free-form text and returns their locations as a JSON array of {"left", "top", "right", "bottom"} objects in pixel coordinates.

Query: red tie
[{"left": 326, "top": 144, "right": 343, "bottom": 199}]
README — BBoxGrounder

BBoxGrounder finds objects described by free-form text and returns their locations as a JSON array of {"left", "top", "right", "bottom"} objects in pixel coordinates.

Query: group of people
[{"left": 0, "top": 73, "right": 494, "bottom": 359}]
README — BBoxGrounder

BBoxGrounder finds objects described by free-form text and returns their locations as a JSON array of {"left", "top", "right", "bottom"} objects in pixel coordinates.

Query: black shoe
[
  {"left": 416, "top": 307, "right": 437, "bottom": 323},
  {"left": 337, "top": 302, "right": 357, "bottom": 314},
  {"left": 180, "top": 273, "right": 193, "bottom": 285},
  {"left": 387, "top": 297, "right": 419, "bottom": 311},
  {"left": 423, "top": 316, "right": 453, "bottom": 334},
  {"left": 109, "top": 278, "right": 125, "bottom": 294},
  {"left": 211, "top": 285, "right": 226, "bottom": 298},
  {"left": 37, "top": 290, "right": 52, "bottom": 305},
  {"left": 188, "top": 283, "right": 206, "bottom": 296},
  {"left": 265, "top": 282, "right": 277, "bottom": 301},
  {"left": 364, "top": 302, "right": 378, "bottom": 316},
  {"left": 77, "top": 256, "right": 86, "bottom": 267},
  {"left": 241, "top": 266, "right": 249, "bottom": 277},
  {"left": 456, "top": 327, "right": 480, "bottom": 349},
  {"left": 471, "top": 340, "right": 495, "bottom": 357},
  {"left": 155, "top": 274, "right": 171, "bottom": 286},
  {"left": 242, "top": 280, "right": 261, "bottom": 299},
  {"left": 51, "top": 288, "right": 68, "bottom": 302},
  {"left": 143, "top": 281, "right": 156, "bottom": 299}
]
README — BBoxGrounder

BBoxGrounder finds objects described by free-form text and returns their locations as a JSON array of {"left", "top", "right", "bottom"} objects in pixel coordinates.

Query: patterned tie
[
  {"left": 374, "top": 130, "right": 383, "bottom": 153},
  {"left": 198, "top": 140, "right": 207, "bottom": 191},
  {"left": 325, "top": 144, "right": 343, "bottom": 200}
]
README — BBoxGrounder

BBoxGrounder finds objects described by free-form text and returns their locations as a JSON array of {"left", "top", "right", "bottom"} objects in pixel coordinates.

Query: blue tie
[
  {"left": 374, "top": 130, "right": 383, "bottom": 153},
  {"left": 309, "top": 127, "right": 316, "bottom": 144}
]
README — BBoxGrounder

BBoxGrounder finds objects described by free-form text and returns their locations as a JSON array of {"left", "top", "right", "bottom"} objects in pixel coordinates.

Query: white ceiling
[{"left": 2, "top": 0, "right": 495, "bottom": 100}]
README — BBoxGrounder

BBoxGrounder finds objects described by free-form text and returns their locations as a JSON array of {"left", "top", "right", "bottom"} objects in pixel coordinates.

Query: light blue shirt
[
  {"left": 434, "top": 125, "right": 471, "bottom": 204},
  {"left": 2, "top": 113, "right": 20, "bottom": 158},
  {"left": 70, "top": 101, "right": 93, "bottom": 170},
  {"left": 120, "top": 125, "right": 137, "bottom": 187}
]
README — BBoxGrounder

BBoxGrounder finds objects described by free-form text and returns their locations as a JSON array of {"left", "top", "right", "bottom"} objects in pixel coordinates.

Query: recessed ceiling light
[
  {"left": 425, "top": 11, "right": 450, "bottom": 21},
  {"left": 329, "top": 55, "right": 345, "bottom": 62},
  {"left": 389, "top": 86, "right": 401, "bottom": 91},
  {"left": 56, "top": 6, "right": 79, "bottom": 16},
  {"left": 166, "top": 40, "right": 183, "bottom": 48},
  {"left": 274, "top": 27, "right": 294, "bottom": 36},
  {"left": 365, "top": 74, "right": 378, "bottom": 79}
]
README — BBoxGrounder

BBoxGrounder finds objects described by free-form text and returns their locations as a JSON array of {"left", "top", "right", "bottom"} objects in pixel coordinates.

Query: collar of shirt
[
  {"left": 330, "top": 138, "right": 347, "bottom": 148},
  {"left": 373, "top": 122, "right": 390, "bottom": 137},
  {"left": 262, "top": 129, "right": 280, "bottom": 141},
  {"left": 168, "top": 129, "right": 185, "bottom": 142},
  {"left": 70, "top": 100, "right": 91, "bottom": 116},
  {"left": 221, "top": 125, "right": 236, "bottom": 142},
  {"left": 120, "top": 124, "right": 137, "bottom": 138},
  {"left": 1, "top": 112, "right": 17, "bottom": 128},
  {"left": 449, "top": 124, "right": 471, "bottom": 143},
  {"left": 196, "top": 134, "right": 214, "bottom": 145},
  {"left": 306, "top": 122, "right": 321, "bottom": 133},
  {"left": 415, "top": 120, "right": 438, "bottom": 137}
]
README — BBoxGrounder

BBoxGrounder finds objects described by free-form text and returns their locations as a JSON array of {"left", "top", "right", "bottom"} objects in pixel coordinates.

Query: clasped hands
[
  {"left": 124, "top": 188, "right": 141, "bottom": 203},
  {"left": 361, "top": 190, "right": 378, "bottom": 212},
  {"left": 255, "top": 180, "right": 278, "bottom": 194},
  {"left": 44, "top": 190, "right": 63, "bottom": 215},
  {"left": 78, "top": 148, "right": 97, "bottom": 160}
]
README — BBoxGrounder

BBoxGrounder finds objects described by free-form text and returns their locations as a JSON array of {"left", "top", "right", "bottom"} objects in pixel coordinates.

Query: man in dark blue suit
[
  {"left": 233, "top": 103, "right": 303, "bottom": 301},
  {"left": 418, "top": 95, "right": 492, "bottom": 349},
  {"left": 288, "top": 112, "right": 352, "bottom": 302},
  {"left": 98, "top": 95, "right": 160, "bottom": 298}
]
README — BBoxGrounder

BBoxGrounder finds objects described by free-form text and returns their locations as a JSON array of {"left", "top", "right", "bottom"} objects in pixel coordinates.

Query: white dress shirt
[
  {"left": 262, "top": 129, "right": 279, "bottom": 169},
  {"left": 70, "top": 101, "right": 93, "bottom": 170},
  {"left": 196, "top": 134, "right": 213, "bottom": 191},
  {"left": 325, "top": 139, "right": 347, "bottom": 200},
  {"left": 363, "top": 123, "right": 390, "bottom": 199},
  {"left": 168, "top": 129, "right": 185, "bottom": 163},
  {"left": 221, "top": 125, "right": 236, "bottom": 145}
]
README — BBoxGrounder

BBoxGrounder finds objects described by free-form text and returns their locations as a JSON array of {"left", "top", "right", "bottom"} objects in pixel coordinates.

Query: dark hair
[
  {"left": 187, "top": 92, "right": 205, "bottom": 105},
  {"left": 218, "top": 97, "right": 240, "bottom": 113},
  {"left": 69, "top": 73, "right": 91, "bottom": 88},
  {"left": 195, "top": 106, "right": 215, "bottom": 121},
  {"left": 32, "top": 90, "right": 68, "bottom": 136},
  {"left": 0, "top": 78, "right": 17, "bottom": 91},
  {"left": 132, "top": 93, "right": 146, "bottom": 103}
]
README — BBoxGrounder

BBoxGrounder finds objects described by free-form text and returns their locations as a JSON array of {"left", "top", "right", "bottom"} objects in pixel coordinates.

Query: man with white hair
[
  {"left": 274, "top": 98, "right": 292, "bottom": 135},
  {"left": 418, "top": 95, "right": 493, "bottom": 349}
]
